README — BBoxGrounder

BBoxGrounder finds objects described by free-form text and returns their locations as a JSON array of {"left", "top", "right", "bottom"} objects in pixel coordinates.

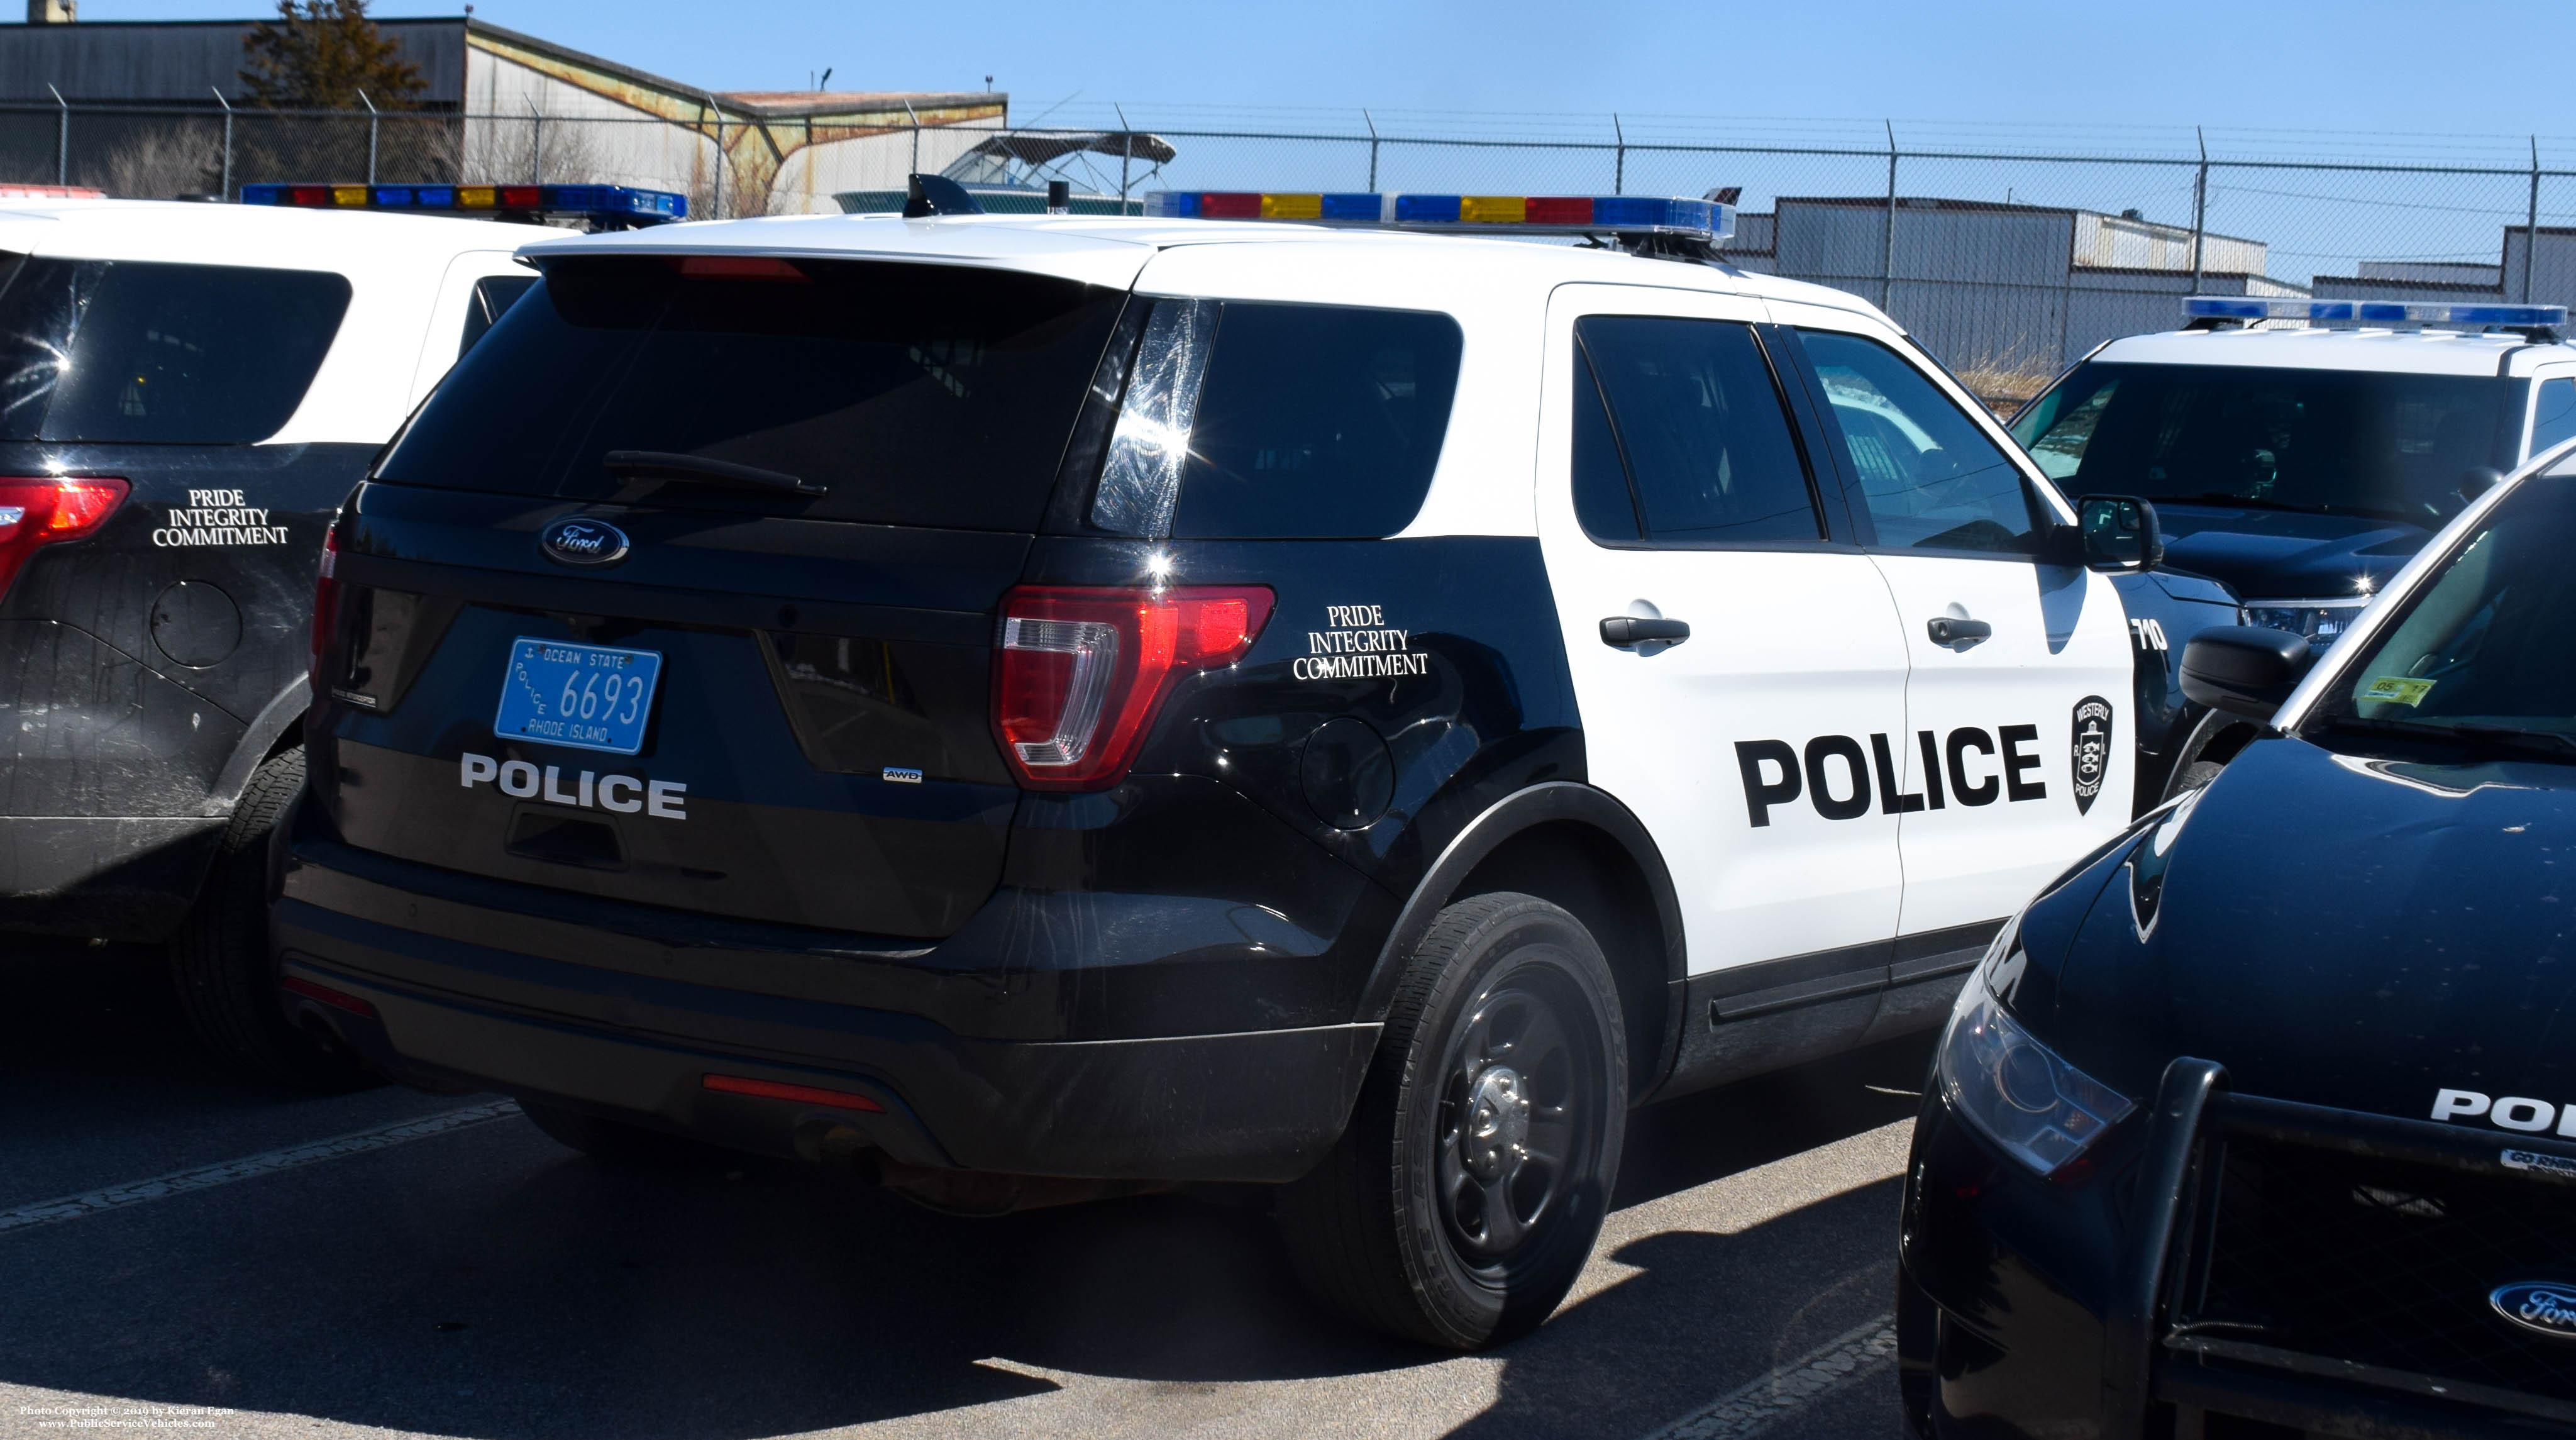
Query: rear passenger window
[
  {"left": 1799, "top": 330, "right": 2037, "bottom": 553},
  {"left": 2533, "top": 377, "right": 2576, "bottom": 458},
  {"left": 1570, "top": 348, "right": 1640, "bottom": 538},
  {"left": 1573, "top": 315, "right": 1822, "bottom": 545},
  {"left": 0, "top": 257, "right": 349, "bottom": 443},
  {"left": 1165, "top": 302, "right": 1464, "bottom": 540}
]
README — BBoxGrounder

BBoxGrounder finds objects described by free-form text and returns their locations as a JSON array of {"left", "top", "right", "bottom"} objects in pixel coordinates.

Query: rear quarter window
[
  {"left": 1164, "top": 302, "right": 1464, "bottom": 540},
  {"left": 0, "top": 257, "right": 350, "bottom": 443}
]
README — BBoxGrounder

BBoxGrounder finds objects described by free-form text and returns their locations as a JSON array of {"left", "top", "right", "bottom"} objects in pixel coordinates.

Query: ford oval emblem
[
  {"left": 539, "top": 516, "right": 629, "bottom": 568},
  {"left": 2490, "top": 1282, "right": 2576, "bottom": 1339}
]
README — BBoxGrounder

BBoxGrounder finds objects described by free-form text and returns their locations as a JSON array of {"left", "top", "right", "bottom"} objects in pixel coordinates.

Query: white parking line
[
  {"left": 0, "top": 1099, "right": 522, "bottom": 1236},
  {"left": 1637, "top": 1313, "right": 1898, "bottom": 1440}
]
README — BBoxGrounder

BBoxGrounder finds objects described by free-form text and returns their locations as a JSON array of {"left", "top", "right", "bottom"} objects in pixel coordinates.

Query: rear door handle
[
  {"left": 1926, "top": 617, "right": 1993, "bottom": 645},
  {"left": 1600, "top": 616, "right": 1691, "bottom": 649}
]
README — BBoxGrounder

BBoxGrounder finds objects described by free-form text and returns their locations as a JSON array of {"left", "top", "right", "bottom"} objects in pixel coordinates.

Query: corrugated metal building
[
  {"left": 2314, "top": 228, "right": 2576, "bottom": 314},
  {"left": 1720, "top": 196, "right": 2295, "bottom": 374},
  {"left": 0, "top": 15, "right": 1003, "bottom": 213}
]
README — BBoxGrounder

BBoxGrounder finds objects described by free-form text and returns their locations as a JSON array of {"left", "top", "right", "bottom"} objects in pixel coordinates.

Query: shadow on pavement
[
  {"left": 0, "top": 983, "right": 1935, "bottom": 1438},
  {"left": 1449, "top": 1186, "right": 1904, "bottom": 1440},
  {"left": 0, "top": 934, "right": 463, "bottom": 1208}
]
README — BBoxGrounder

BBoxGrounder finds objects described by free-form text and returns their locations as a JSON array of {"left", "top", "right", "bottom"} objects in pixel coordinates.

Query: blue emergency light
[
  {"left": 1144, "top": 191, "right": 1735, "bottom": 243},
  {"left": 242, "top": 182, "right": 687, "bottom": 226},
  {"left": 2184, "top": 296, "right": 2567, "bottom": 328}
]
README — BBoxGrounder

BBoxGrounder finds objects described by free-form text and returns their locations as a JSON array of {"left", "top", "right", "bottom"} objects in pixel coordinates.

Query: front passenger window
[{"left": 1800, "top": 330, "right": 2037, "bottom": 553}]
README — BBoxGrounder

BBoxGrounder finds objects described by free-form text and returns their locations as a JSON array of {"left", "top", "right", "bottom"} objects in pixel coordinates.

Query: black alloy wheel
[
  {"left": 1435, "top": 963, "right": 1591, "bottom": 1263},
  {"left": 1280, "top": 891, "right": 1626, "bottom": 1349}
]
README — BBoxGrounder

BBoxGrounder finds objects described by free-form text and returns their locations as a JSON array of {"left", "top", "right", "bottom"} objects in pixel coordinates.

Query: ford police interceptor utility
[
  {"left": 276, "top": 186, "right": 2157, "bottom": 1346},
  {"left": 2012, "top": 295, "right": 2576, "bottom": 804},
  {"left": 0, "top": 185, "right": 677, "bottom": 1088},
  {"left": 1901, "top": 435, "right": 2576, "bottom": 1439}
]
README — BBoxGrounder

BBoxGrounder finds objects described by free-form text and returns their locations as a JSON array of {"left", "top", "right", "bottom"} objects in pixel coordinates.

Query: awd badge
[
  {"left": 539, "top": 516, "right": 631, "bottom": 568},
  {"left": 2070, "top": 695, "right": 2113, "bottom": 815}
]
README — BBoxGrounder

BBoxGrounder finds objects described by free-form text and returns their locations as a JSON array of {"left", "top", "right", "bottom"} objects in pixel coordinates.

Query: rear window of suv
[
  {"left": 377, "top": 255, "right": 1126, "bottom": 531},
  {"left": 0, "top": 256, "right": 350, "bottom": 444}
]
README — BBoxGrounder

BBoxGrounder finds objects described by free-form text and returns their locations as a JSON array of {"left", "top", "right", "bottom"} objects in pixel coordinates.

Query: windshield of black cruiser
[
  {"left": 2009, "top": 360, "right": 2518, "bottom": 528},
  {"left": 2311, "top": 472, "right": 2576, "bottom": 738},
  {"left": 376, "top": 255, "right": 1125, "bottom": 529}
]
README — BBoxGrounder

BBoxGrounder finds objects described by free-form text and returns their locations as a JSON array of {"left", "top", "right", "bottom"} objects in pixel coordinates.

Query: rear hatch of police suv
[{"left": 304, "top": 250, "right": 1133, "bottom": 941}]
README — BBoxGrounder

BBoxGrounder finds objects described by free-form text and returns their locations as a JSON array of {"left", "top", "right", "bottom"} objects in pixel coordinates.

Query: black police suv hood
[
  {"left": 2155, "top": 503, "right": 2430, "bottom": 601},
  {"left": 2019, "top": 734, "right": 2576, "bottom": 1125}
]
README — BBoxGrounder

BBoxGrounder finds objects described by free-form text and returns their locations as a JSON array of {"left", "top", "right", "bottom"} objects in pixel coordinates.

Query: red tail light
[
  {"left": 993, "top": 584, "right": 1274, "bottom": 790},
  {"left": 0, "top": 475, "right": 128, "bottom": 601},
  {"left": 309, "top": 523, "right": 341, "bottom": 690}
]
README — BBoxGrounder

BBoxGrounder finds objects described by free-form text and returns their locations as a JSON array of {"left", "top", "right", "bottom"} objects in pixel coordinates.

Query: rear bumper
[{"left": 272, "top": 838, "right": 1381, "bottom": 1183}]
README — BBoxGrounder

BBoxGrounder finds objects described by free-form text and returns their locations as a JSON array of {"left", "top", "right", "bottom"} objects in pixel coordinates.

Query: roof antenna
[{"left": 904, "top": 173, "right": 983, "bottom": 218}]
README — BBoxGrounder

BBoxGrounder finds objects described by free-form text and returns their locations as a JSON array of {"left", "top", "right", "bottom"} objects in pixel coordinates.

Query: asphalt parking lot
[{"left": 1, "top": 938, "right": 1926, "bottom": 1440}]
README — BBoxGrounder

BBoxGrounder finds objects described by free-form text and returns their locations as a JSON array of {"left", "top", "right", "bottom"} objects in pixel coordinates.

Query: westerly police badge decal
[{"left": 2070, "top": 696, "right": 2113, "bottom": 815}]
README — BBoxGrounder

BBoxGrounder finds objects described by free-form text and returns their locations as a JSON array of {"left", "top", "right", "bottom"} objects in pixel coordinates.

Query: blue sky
[{"left": 72, "top": 0, "right": 2576, "bottom": 157}]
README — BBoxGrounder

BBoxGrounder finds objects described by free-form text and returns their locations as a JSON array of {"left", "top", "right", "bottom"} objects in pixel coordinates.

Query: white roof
[
  {"left": 2092, "top": 323, "right": 2576, "bottom": 377},
  {"left": 0, "top": 197, "right": 531, "bottom": 269},
  {"left": 519, "top": 211, "right": 1891, "bottom": 321}
]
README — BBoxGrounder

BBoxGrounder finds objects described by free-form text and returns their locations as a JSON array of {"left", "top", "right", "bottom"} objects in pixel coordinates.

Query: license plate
[{"left": 492, "top": 637, "right": 663, "bottom": 756}]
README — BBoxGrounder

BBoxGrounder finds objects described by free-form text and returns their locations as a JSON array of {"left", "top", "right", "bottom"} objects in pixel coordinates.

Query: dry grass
[
  {"left": 1950, "top": 357, "right": 2059, "bottom": 419},
  {"left": 101, "top": 129, "right": 222, "bottom": 199}
]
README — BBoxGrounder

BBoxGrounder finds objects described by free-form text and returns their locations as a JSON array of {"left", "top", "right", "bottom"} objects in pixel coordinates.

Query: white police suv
[
  {"left": 0, "top": 184, "right": 677, "bottom": 1087},
  {"left": 276, "top": 185, "right": 2150, "bottom": 1346},
  {"left": 2012, "top": 296, "right": 2576, "bottom": 798}
]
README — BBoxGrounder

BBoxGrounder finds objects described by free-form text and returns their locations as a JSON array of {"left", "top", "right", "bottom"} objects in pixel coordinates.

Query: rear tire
[
  {"left": 1278, "top": 892, "right": 1626, "bottom": 1349},
  {"left": 517, "top": 1097, "right": 737, "bottom": 1170},
  {"left": 169, "top": 746, "right": 379, "bottom": 1092}
]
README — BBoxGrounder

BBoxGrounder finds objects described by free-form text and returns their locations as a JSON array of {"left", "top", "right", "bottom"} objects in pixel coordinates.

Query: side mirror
[
  {"left": 2179, "top": 626, "right": 2314, "bottom": 718},
  {"left": 2077, "top": 494, "right": 2164, "bottom": 572}
]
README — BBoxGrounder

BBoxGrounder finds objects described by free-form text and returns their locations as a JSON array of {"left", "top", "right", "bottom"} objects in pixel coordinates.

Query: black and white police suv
[
  {"left": 279, "top": 186, "right": 2153, "bottom": 1346},
  {"left": 1901, "top": 436, "right": 2576, "bottom": 1437},
  {"left": 0, "top": 184, "right": 676, "bottom": 1087},
  {"left": 2012, "top": 295, "right": 2576, "bottom": 804}
]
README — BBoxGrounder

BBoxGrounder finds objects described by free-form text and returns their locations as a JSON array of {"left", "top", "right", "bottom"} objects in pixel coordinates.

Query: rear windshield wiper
[
  {"left": 2314, "top": 712, "right": 2576, "bottom": 763},
  {"left": 602, "top": 450, "right": 826, "bottom": 497}
]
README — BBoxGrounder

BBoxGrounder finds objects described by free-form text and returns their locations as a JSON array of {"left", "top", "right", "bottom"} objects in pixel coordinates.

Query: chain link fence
[{"left": 12, "top": 99, "right": 2575, "bottom": 407}]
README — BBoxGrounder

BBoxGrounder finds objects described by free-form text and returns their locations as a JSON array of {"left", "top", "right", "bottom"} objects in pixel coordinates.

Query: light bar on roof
[
  {"left": 1145, "top": 191, "right": 1735, "bottom": 243},
  {"left": 241, "top": 182, "right": 687, "bottom": 224},
  {"left": 2185, "top": 296, "right": 2567, "bottom": 327}
]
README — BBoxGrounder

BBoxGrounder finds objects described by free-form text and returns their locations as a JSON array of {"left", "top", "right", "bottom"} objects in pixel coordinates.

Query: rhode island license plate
[{"left": 492, "top": 637, "right": 663, "bottom": 756}]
